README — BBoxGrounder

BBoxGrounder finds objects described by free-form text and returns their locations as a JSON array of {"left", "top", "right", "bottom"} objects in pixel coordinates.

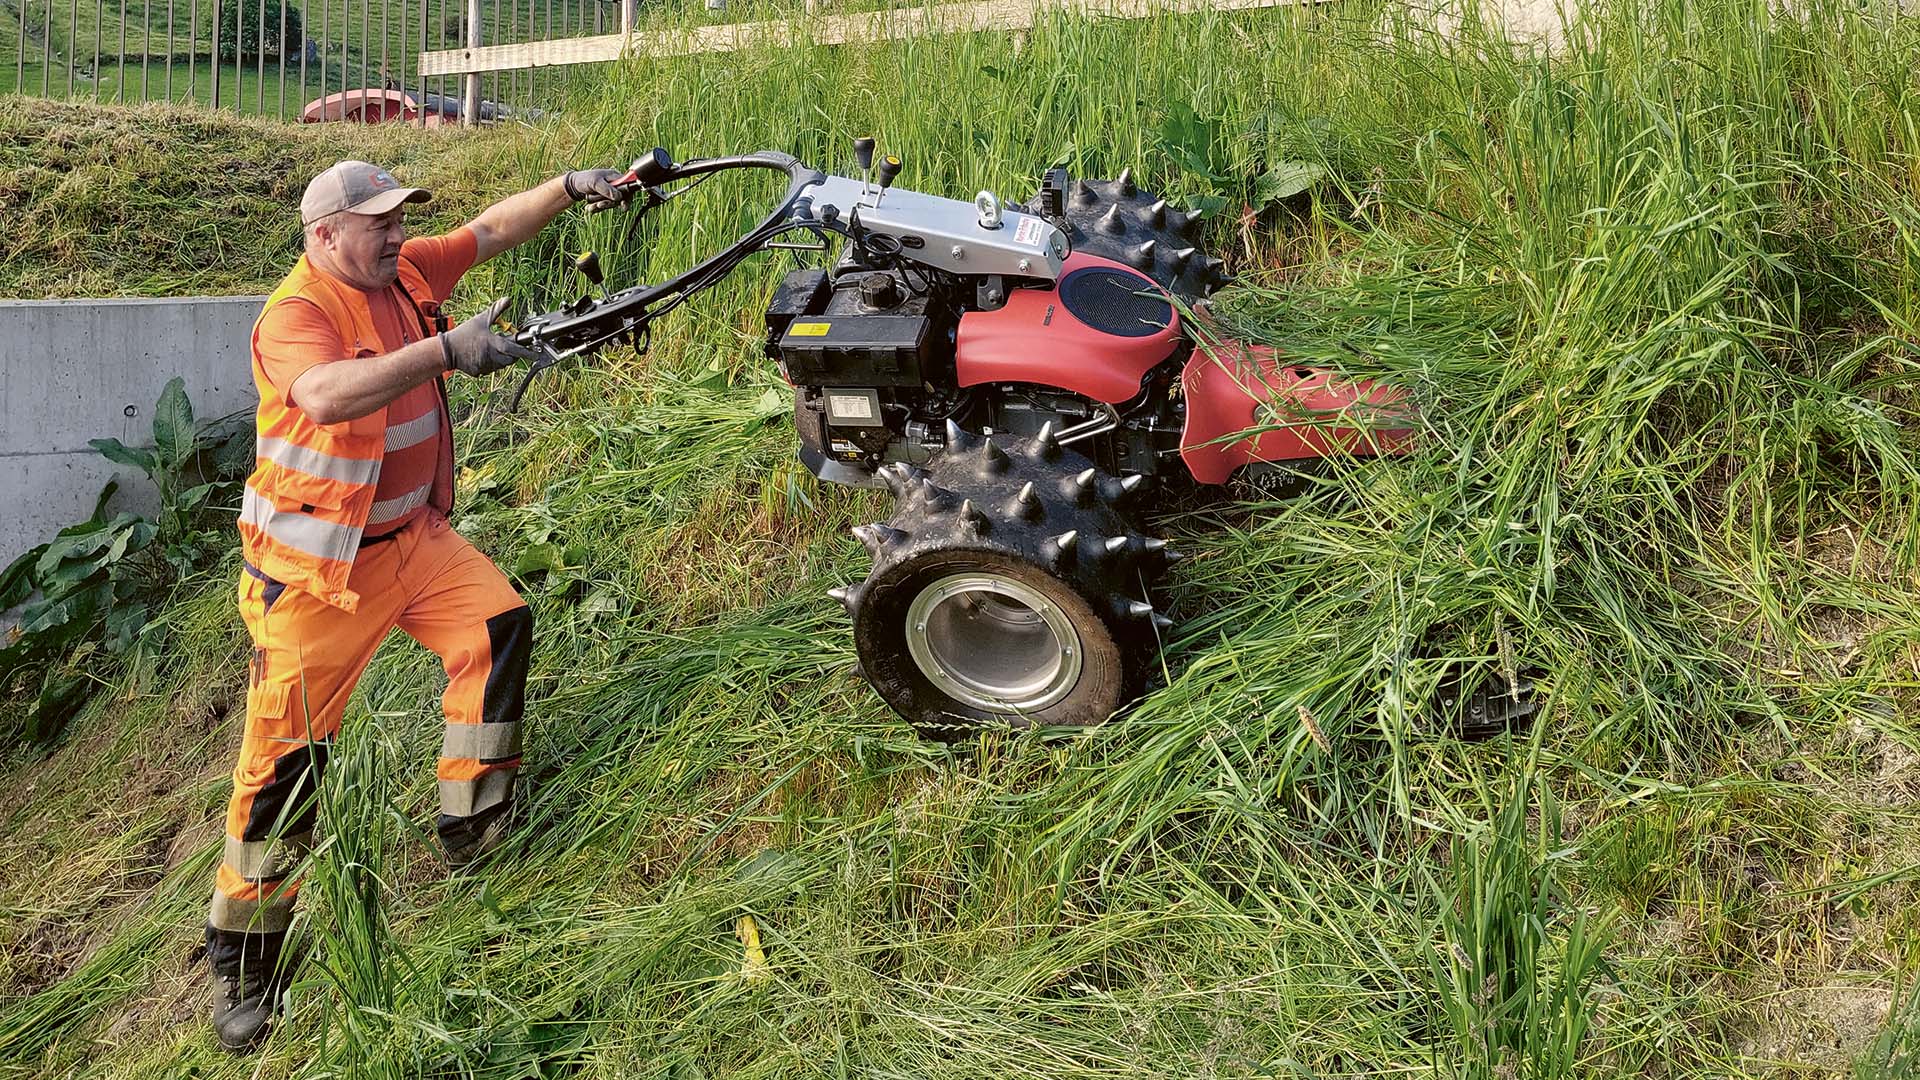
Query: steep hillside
[{"left": 1, "top": 1, "right": 1918, "bottom": 1077}]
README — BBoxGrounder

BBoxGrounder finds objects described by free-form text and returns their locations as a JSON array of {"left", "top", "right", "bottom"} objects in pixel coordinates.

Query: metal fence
[{"left": 3, "top": 0, "right": 621, "bottom": 122}]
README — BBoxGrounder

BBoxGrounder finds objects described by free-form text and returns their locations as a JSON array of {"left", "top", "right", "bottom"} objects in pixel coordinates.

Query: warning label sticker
[
  {"left": 828, "top": 393, "right": 875, "bottom": 420},
  {"left": 1013, "top": 216, "right": 1045, "bottom": 247},
  {"left": 787, "top": 321, "right": 831, "bottom": 337}
]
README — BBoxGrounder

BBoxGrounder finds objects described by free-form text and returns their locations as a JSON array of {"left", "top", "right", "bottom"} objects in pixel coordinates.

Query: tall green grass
[{"left": 1, "top": 0, "right": 1918, "bottom": 1076}]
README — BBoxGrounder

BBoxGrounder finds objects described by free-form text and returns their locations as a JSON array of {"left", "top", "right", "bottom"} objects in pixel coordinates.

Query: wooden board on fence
[{"left": 418, "top": 0, "right": 1326, "bottom": 76}]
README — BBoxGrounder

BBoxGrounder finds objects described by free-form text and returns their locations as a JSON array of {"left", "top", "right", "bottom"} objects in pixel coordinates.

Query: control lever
[
  {"left": 573, "top": 250, "right": 608, "bottom": 304},
  {"left": 854, "top": 136, "right": 875, "bottom": 198},
  {"left": 873, "top": 154, "right": 901, "bottom": 207}
]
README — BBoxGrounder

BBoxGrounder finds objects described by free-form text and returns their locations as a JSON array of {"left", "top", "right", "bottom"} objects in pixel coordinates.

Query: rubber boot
[
  {"left": 205, "top": 925, "right": 289, "bottom": 1052},
  {"left": 439, "top": 799, "right": 515, "bottom": 874}
]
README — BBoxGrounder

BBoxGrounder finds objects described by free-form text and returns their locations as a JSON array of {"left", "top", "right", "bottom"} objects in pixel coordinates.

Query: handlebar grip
[{"left": 854, "top": 136, "right": 875, "bottom": 172}]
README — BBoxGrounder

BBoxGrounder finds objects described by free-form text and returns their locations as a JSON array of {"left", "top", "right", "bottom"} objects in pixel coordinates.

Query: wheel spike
[
  {"left": 1165, "top": 549, "right": 1190, "bottom": 565},
  {"left": 1104, "top": 536, "right": 1131, "bottom": 556},
  {"left": 1126, "top": 600, "right": 1154, "bottom": 619},
  {"left": 1129, "top": 239, "right": 1157, "bottom": 270},
  {"left": 981, "top": 439, "right": 1011, "bottom": 473},
  {"left": 960, "top": 499, "right": 989, "bottom": 534},
  {"left": 1145, "top": 199, "right": 1168, "bottom": 227},
  {"left": 1151, "top": 613, "right": 1174, "bottom": 632},
  {"left": 1011, "top": 481, "right": 1041, "bottom": 520},
  {"left": 944, "top": 418, "right": 975, "bottom": 449},
  {"left": 1031, "top": 421, "right": 1060, "bottom": 460},
  {"left": 1116, "top": 167, "right": 1135, "bottom": 196},
  {"left": 1141, "top": 537, "right": 1168, "bottom": 553},
  {"left": 1170, "top": 246, "right": 1196, "bottom": 271},
  {"left": 854, "top": 524, "right": 906, "bottom": 552},
  {"left": 1178, "top": 211, "right": 1202, "bottom": 238},
  {"left": 1202, "top": 256, "right": 1228, "bottom": 280},
  {"left": 1118, "top": 474, "right": 1146, "bottom": 497},
  {"left": 826, "top": 585, "right": 853, "bottom": 608},
  {"left": 879, "top": 465, "right": 908, "bottom": 495},
  {"left": 1070, "top": 467, "right": 1098, "bottom": 503},
  {"left": 1071, "top": 179, "right": 1098, "bottom": 208},
  {"left": 1098, "top": 203, "right": 1127, "bottom": 235},
  {"left": 1045, "top": 529, "right": 1078, "bottom": 570}
]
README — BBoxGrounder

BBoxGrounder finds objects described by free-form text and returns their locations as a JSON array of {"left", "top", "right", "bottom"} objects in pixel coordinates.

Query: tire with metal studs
[
  {"left": 831, "top": 421, "right": 1173, "bottom": 738},
  {"left": 1019, "top": 167, "right": 1233, "bottom": 300}
]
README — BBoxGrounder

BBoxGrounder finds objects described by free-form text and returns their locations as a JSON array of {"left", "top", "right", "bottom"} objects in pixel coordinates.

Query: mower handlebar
[{"left": 511, "top": 149, "right": 820, "bottom": 359}]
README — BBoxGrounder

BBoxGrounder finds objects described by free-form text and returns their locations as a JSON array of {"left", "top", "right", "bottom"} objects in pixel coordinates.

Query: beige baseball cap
[{"left": 300, "top": 160, "right": 432, "bottom": 226}]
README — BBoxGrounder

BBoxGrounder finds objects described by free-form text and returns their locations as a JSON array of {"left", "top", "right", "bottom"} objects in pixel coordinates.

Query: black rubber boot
[
  {"left": 205, "top": 925, "right": 289, "bottom": 1052},
  {"left": 438, "top": 798, "right": 515, "bottom": 874}
]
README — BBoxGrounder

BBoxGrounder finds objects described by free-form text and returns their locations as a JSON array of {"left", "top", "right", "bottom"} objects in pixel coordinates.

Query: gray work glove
[
  {"left": 562, "top": 168, "right": 634, "bottom": 213},
  {"left": 440, "top": 297, "right": 538, "bottom": 377}
]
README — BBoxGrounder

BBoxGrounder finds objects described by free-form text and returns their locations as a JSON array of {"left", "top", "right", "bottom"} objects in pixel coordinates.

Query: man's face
[{"left": 316, "top": 208, "right": 406, "bottom": 289}]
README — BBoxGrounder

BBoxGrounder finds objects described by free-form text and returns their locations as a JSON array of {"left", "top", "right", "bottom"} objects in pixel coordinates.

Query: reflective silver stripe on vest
[
  {"left": 207, "top": 890, "right": 296, "bottom": 934},
  {"left": 441, "top": 722, "right": 521, "bottom": 762},
  {"left": 241, "top": 487, "right": 359, "bottom": 564},
  {"left": 222, "top": 831, "right": 315, "bottom": 883},
  {"left": 384, "top": 409, "right": 441, "bottom": 452},
  {"left": 365, "top": 482, "right": 433, "bottom": 527},
  {"left": 439, "top": 770, "right": 516, "bottom": 819},
  {"left": 257, "top": 436, "right": 380, "bottom": 485}
]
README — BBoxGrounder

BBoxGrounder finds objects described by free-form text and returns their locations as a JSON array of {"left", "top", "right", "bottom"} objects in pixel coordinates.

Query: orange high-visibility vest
[{"left": 239, "top": 255, "right": 453, "bottom": 612}]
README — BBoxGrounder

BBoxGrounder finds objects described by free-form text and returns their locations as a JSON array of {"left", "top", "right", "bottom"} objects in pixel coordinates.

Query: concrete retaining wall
[{"left": 1, "top": 296, "right": 267, "bottom": 571}]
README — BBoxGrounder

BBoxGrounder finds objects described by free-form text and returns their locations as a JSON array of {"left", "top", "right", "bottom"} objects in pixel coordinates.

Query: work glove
[
  {"left": 562, "top": 168, "right": 634, "bottom": 212},
  {"left": 441, "top": 297, "right": 538, "bottom": 377}
]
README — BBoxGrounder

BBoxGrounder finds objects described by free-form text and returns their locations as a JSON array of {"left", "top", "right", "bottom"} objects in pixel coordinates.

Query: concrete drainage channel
[{"left": 0, "top": 296, "right": 265, "bottom": 578}]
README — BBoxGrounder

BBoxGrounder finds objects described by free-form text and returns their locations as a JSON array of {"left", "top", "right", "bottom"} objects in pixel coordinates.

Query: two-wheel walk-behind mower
[{"left": 511, "top": 143, "right": 1537, "bottom": 738}]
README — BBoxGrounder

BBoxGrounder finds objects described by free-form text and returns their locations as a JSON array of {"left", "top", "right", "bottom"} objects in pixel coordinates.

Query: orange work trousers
[{"left": 208, "top": 509, "right": 531, "bottom": 936}]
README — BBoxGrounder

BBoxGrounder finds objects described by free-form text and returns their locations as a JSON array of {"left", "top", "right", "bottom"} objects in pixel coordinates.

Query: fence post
[
  {"left": 462, "top": 0, "right": 479, "bottom": 127},
  {"left": 621, "top": 0, "right": 634, "bottom": 36},
  {"left": 210, "top": 0, "right": 221, "bottom": 108}
]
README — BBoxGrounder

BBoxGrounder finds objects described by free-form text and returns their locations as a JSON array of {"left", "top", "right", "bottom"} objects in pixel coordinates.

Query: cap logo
[{"left": 369, "top": 171, "right": 395, "bottom": 189}]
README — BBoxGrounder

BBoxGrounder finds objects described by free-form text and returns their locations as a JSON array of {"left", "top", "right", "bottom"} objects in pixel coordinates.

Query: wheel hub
[{"left": 903, "top": 573, "right": 1083, "bottom": 713}]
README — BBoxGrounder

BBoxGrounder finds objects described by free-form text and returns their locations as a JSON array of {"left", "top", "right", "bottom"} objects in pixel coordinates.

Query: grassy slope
[{"left": 3, "top": 0, "right": 1920, "bottom": 1076}]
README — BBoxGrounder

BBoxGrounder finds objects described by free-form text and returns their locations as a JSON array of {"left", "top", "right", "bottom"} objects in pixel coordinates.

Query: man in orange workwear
[{"left": 205, "top": 159, "right": 632, "bottom": 1052}]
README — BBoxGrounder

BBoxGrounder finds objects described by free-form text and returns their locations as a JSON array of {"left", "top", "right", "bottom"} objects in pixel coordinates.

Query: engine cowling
[{"left": 953, "top": 253, "right": 1182, "bottom": 405}]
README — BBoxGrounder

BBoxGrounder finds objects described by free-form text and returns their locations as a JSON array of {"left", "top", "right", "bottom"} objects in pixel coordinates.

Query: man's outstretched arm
[{"left": 468, "top": 170, "right": 631, "bottom": 264}]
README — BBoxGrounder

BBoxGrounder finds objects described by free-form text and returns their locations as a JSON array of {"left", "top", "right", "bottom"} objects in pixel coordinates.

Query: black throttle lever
[{"left": 614, "top": 147, "right": 675, "bottom": 192}]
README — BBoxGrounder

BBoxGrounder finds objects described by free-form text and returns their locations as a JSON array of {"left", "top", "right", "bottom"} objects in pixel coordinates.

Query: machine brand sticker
[
  {"left": 788, "top": 321, "right": 831, "bottom": 336},
  {"left": 1013, "top": 216, "right": 1045, "bottom": 247}
]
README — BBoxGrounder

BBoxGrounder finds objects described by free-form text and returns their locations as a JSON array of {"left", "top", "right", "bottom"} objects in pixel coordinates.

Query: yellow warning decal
[{"left": 788, "top": 321, "right": 831, "bottom": 336}]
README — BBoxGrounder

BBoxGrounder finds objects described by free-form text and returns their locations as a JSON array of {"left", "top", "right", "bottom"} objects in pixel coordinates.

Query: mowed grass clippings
[{"left": 2, "top": 0, "right": 1920, "bottom": 1076}]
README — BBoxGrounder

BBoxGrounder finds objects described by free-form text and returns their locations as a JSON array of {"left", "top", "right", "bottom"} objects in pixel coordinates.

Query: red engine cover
[
  {"left": 1179, "top": 339, "right": 1417, "bottom": 484},
  {"left": 954, "top": 253, "right": 1181, "bottom": 405}
]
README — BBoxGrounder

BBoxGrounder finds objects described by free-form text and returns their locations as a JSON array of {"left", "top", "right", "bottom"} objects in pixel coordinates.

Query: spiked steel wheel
[
  {"left": 1021, "top": 168, "right": 1231, "bottom": 300},
  {"left": 832, "top": 422, "right": 1174, "bottom": 736}
]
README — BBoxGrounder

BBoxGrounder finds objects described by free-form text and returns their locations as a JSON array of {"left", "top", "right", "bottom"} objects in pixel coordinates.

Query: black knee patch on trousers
[
  {"left": 240, "top": 740, "right": 331, "bottom": 842},
  {"left": 482, "top": 606, "right": 533, "bottom": 730}
]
